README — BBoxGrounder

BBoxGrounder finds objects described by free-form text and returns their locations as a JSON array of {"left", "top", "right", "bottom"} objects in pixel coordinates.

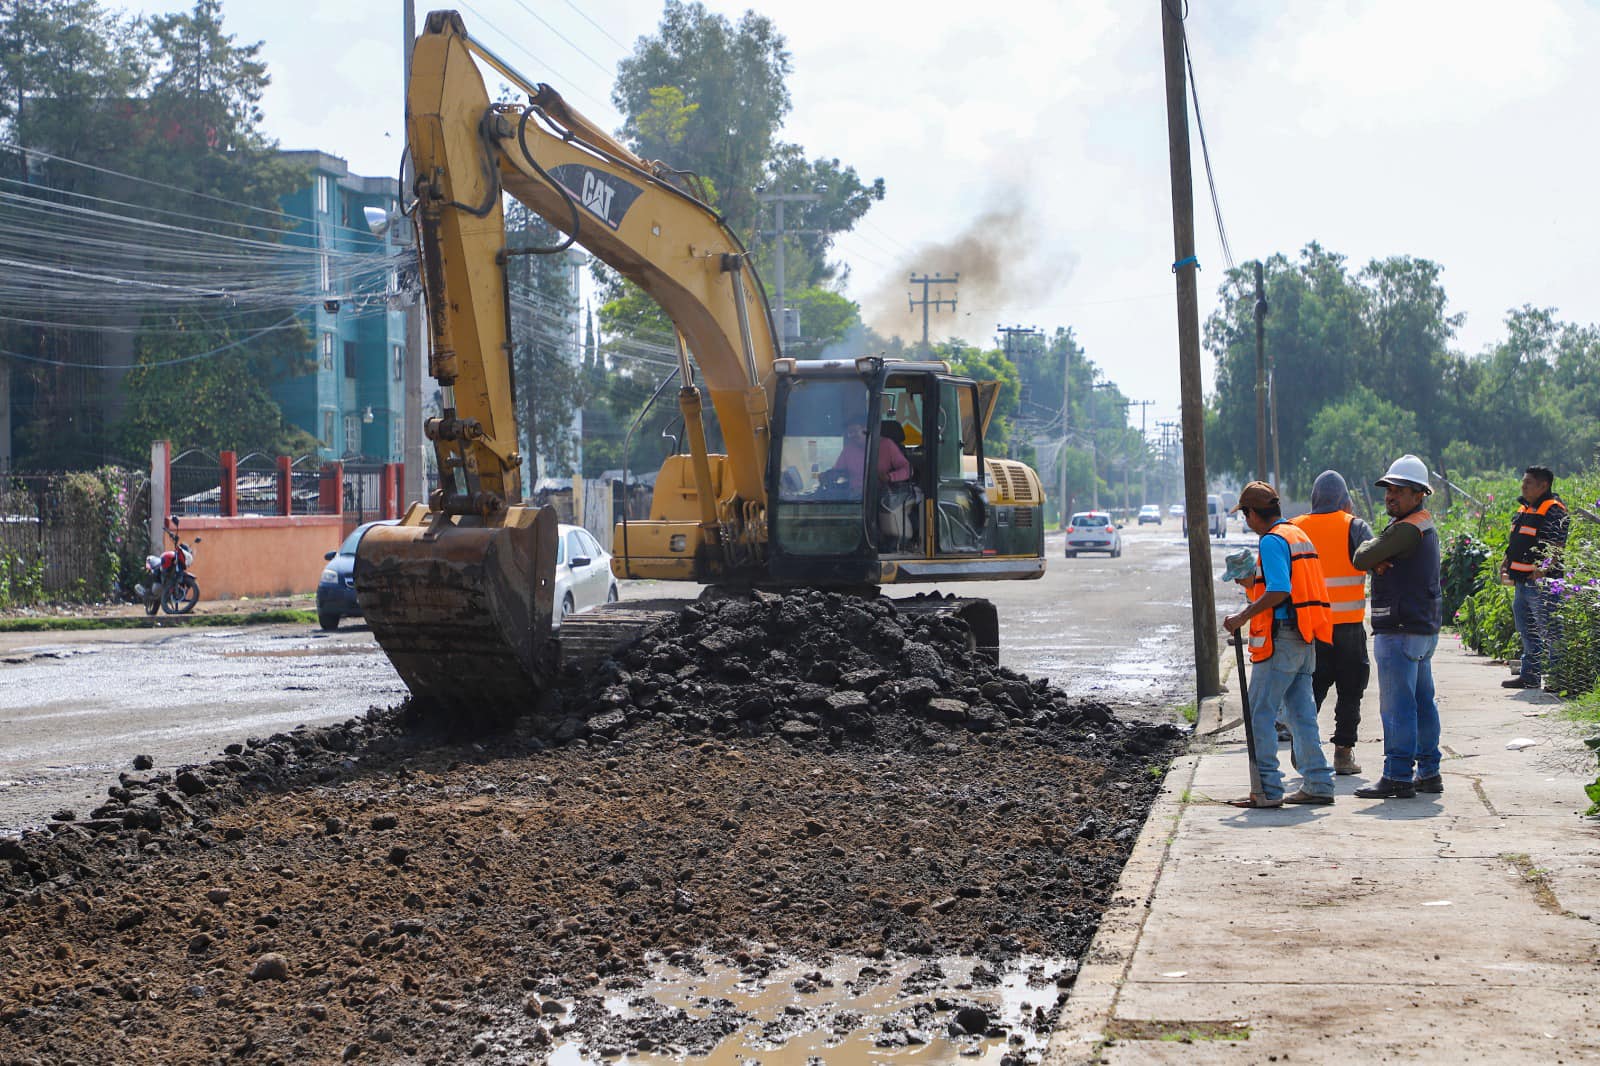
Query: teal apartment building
[{"left": 273, "top": 150, "right": 408, "bottom": 461}]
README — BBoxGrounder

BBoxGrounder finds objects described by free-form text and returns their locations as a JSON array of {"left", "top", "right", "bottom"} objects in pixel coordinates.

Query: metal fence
[{"left": 0, "top": 470, "right": 148, "bottom": 601}]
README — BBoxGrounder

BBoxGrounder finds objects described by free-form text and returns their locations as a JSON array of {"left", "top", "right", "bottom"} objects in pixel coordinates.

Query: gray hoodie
[{"left": 1308, "top": 470, "right": 1373, "bottom": 559}]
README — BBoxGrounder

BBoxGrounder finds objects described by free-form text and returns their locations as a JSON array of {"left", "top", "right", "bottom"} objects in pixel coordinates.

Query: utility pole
[
  {"left": 757, "top": 188, "right": 821, "bottom": 348},
  {"left": 1056, "top": 336, "right": 1073, "bottom": 528},
  {"left": 997, "top": 325, "right": 1041, "bottom": 460},
  {"left": 402, "top": 0, "right": 426, "bottom": 507},
  {"left": 1161, "top": 0, "right": 1220, "bottom": 700},
  {"left": 1269, "top": 355, "right": 1282, "bottom": 490},
  {"left": 908, "top": 273, "right": 958, "bottom": 354},
  {"left": 1129, "top": 398, "right": 1155, "bottom": 503},
  {"left": 1253, "top": 260, "right": 1269, "bottom": 482}
]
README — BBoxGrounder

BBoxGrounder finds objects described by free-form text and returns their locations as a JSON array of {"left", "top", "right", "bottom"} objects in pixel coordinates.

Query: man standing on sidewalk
[
  {"left": 1221, "top": 481, "right": 1337, "bottom": 808},
  {"left": 1500, "top": 465, "right": 1568, "bottom": 691},
  {"left": 1291, "top": 470, "right": 1373, "bottom": 775},
  {"left": 1352, "top": 455, "right": 1443, "bottom": 800}
]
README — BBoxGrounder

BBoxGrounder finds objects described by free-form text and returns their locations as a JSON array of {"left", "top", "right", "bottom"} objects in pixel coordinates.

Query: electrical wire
[
  {"left": 1167, "top": 0, "right": 1235, "bottom": 271},
  {"left": 0, "top": 311, "right": 307, "bottom": 370}
]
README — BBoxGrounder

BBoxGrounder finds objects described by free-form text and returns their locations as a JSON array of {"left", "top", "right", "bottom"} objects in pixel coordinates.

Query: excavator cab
[{"left": 765, "top": 356, "right": 1044, "bottom": 587}]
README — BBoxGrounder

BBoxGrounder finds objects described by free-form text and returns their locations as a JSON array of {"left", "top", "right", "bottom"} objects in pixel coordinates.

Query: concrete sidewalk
[{"left": 1048, "top": 639, "right": 1600, "bottom": 1064}]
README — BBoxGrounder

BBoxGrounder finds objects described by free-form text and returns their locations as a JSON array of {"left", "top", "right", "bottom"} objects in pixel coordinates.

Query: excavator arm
[
  {"left": 357, "top": 10, "right": 782, "bottom": 722},
  {"left": 408, "top": 9, "right": 778, "bottom": 520}
]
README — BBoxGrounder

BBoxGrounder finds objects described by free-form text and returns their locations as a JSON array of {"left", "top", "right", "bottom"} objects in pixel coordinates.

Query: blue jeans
[
  {"left": 1248, "top": 628, "right": 1336, "bottom": 799},
  {"left": 1373, "top": 631, "right": 1441, "bottom": 782},
  {"left": 1512, "top": 580, "right": 1554, "bottom": 682}
]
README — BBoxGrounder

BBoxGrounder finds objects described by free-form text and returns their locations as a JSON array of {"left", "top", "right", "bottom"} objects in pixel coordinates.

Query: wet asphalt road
[{"left": 0, "top": 523, "right": 1242, "bottom": 832}]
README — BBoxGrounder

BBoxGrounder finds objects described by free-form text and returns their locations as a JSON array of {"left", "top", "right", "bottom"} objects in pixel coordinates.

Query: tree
[
  {"left": 506, "top": 205, "right": 583, "bottom": 479},
  {"left": 1303, "top": 387, "right": 1422, "bottom": 519},
  {"left": 612, "top": 1, "right": 791, "bottom": 235},
  {"left": 118, "top": 312, "right": 316, "bottom": 457}
]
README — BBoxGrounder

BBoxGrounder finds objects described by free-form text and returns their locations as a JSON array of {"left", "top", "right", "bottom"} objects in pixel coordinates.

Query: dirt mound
[{"left": 0, "top": 591, "right": 1184, "bottom": 1064}]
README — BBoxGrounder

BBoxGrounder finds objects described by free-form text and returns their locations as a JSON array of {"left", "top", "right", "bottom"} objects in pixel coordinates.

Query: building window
[
  {"left": 393, "top": 344, "right": 404, "bottom": 382},
  {"left": 319, "top": 253, "right": 331, "bottom": 294},
  {"left": 320, "top": 332, "right": 333, "bottom": 371},
  {"left": 392, "top": 425, "right": 403, "bottom": 458},
  {"left": 316, "top": 174, "right": 330, "bottom": 214},
  {"left": 344, "top": 341, "right": 358, "bottom": 380},
  {"left": 344, "top": 414, "right": 362, "bottom": 454},
  {"left": 321, "top": 409, "right": 335, "bottom": 445}
]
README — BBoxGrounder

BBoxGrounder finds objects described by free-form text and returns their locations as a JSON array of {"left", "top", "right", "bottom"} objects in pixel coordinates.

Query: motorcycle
[{"left": 135, "top": 516, "right": 202, "bottom": 616}]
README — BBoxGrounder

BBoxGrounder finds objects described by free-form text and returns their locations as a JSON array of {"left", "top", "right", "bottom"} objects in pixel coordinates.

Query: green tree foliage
[
  {"left": 783, "top": 286, "right": 863, "bottom": 359},
  {"left": 506, "top": 204, "right": 582, "bottom": 479},
  {"left": 1, "top": 0, "right": 312, "bottom": 467},
  {"left": 1207, "top": 245, "right": 1600, "bottom": 493},
  {"left": 612, "top": 0, "right": 791, "bottom": 235},
  {"left": 1302, "top": 387, "right": 1422, "bottom": 518},
  {"left": 119, "top": 314, "right": 315, "bottom": 457}
]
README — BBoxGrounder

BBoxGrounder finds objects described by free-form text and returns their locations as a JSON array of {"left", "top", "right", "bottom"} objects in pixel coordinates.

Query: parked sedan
[
  {"left": 1064, "top": 511, "right": 1122, "bottom": 558},
  {"left": 555, "top": 523, "right": 620, "bottom": 628},
  {"left": 316, "top": 519, "right": 399, "bottom": 630}
]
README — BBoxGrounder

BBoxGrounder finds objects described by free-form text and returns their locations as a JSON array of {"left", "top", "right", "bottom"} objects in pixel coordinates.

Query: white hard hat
[{"left": 1375, "top": 454, "right": 1432, "bottom": 495}]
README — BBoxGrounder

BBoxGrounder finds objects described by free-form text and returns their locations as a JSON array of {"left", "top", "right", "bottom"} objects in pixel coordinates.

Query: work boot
[
  {"left": 1502, "top": 676, "right": 1539, "bottom": 689},
  {"left": 1334, "top": 746, "right": 1361, "bottom": 775},
  {"left": 1355, "top": 777, "right": 1416, "bottom": 799},
  {"left": 1413, "top": 775, "right": 1444, "bottom": 794}
]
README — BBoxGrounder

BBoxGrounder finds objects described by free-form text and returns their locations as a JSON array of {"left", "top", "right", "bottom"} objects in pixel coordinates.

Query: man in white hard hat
[{"left": 1350, "top": 455, "right": 1443, "bottom": 800}]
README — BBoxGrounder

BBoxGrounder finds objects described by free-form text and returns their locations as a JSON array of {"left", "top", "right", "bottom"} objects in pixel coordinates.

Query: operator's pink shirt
[{"left": 832, "top": 437, "right": 911, "bottom": 492}]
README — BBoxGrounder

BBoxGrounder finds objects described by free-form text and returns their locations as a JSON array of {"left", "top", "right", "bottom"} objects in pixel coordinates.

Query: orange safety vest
[
  {"left": 1506, "top": 497, "right": 1563, "bottom": 577},
  {"left": 1290, "top": 510, "right": 1366, "bottom": 625},
  {"left": 1247, "top": 521, "right": 1334, "bottom": 663}
]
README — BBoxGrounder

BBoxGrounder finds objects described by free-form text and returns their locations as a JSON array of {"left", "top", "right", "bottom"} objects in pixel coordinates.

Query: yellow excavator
[{"left": 358, "top": 11, "right": 1046, "bottom": 723}]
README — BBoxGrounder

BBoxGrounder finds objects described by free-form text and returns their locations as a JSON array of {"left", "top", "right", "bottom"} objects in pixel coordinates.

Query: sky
[{"left": 98, "top": 0, "right": 1600, "bottom": 435}]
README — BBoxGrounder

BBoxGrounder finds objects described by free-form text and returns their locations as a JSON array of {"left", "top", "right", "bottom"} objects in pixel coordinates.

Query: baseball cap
[{"left": 1230, "top": 481, "right": 1279, "bottom": 513}]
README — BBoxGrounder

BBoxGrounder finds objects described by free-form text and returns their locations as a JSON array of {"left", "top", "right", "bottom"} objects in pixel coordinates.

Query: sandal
[
  {"left": 1283, "top": 790, "right": 1334, "bottom": 805},
  {"left": 1227, "top": 794, "right": 1283, "bottom": 809}
]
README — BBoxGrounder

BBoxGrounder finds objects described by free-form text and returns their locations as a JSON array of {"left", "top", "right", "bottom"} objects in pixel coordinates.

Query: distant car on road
[
  {"left": 555, "top": 523, "right": 620, "bottom": 628},
  {"left": 1168, "top": 503, "right": 1183, "bottom": 519},
  {"left": 1065, "top": 511, "right": 1122, "bottom": 558},
  {"left": 1137, "top": 504, "right": 1163, "bottom": 525},
  {"left": 317, "top": 519, "right": 400, "bottom": 630}
]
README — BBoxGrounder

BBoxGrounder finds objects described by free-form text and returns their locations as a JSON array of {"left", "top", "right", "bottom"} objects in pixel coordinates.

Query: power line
[{"left": 0, "top": 311, "right": 307, "bottom": 370}]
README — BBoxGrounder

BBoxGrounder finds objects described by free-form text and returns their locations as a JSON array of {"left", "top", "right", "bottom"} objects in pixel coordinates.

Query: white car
[
  {"left": 1137, "top": 504, "right": 1163, "bottom": 525},
  {"left": 554, "top": 523, "right": 620, "bottom": 628},
  {"left": 1065, "top": 511, "right": 1122, "bottom": 558}
]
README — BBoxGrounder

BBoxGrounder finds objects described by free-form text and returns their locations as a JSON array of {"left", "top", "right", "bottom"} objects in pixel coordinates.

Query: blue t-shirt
[{"left": 1259, "top": 521, "right": 1293, "bottom": 621}]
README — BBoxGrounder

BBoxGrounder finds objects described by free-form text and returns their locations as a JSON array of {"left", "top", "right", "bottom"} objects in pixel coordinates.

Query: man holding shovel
[{"left": 1221, "top": 481, "right": 1338, "bottom": 808}]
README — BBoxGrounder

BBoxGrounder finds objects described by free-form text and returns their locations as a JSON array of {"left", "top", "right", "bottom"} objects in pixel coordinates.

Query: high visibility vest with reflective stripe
[
  {"left": 1506, "top": 497, "right": 1564, "bottom": 577},
  {"left": 1247, "top": 522, "right": 1335, "bottom": 663},
  {"left": 1291, "top": 510, "right": 1366, "bottom": 625}
]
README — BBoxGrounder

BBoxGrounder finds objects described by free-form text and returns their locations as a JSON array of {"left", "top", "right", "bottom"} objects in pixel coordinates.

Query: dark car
[{"left": 316, "top": 519, "right": 399, "bottom": 630}]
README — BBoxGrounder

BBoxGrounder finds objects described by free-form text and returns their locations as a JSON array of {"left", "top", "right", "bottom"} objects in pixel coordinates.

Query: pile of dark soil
[{"left": 0, "top": 591, "right": 1183, "bottom": 1065}]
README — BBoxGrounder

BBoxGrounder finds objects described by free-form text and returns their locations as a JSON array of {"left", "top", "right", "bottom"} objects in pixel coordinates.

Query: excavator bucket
[{"left": 354, "top": 505, "right": 559, "bottom": 727}]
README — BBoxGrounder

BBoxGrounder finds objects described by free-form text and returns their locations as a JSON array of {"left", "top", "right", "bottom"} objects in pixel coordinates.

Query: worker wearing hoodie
[{"left": 1290, "top": 471, "right": 1374, "bottom": 775}]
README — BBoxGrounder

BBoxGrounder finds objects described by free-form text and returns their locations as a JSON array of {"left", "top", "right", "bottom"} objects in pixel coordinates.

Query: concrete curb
[{"left": 1043, "top": 691, "right": 1224, "bottom": 1065}]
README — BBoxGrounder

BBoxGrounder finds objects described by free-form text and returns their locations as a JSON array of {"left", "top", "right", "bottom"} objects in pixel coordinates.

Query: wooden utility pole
[
  {"left": 908, "top": 273, "right": 958, "bottom": 354},
  {"left": 1160, "top": 0, "right": 1220, "bottom": 700},
  {"left": 1253, "top": 260, "right": 1268, "bottom": 482}
]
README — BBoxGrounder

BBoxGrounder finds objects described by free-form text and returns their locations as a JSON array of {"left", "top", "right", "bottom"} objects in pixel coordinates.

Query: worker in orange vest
[
  {"left": 1499, "top": 465, "right": 1568, "bottom": 690},
  {"left": 1290, "top": 471, "right": 1373, "bottom": 776},
  {"left": 1222, "top": 481, "right": 1337, "bottom": 808}
]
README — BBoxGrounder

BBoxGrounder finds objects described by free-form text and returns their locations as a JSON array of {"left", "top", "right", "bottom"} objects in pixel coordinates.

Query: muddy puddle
[{"left": 536, "top": 953, "right": 1070, "bottom": 1065}]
